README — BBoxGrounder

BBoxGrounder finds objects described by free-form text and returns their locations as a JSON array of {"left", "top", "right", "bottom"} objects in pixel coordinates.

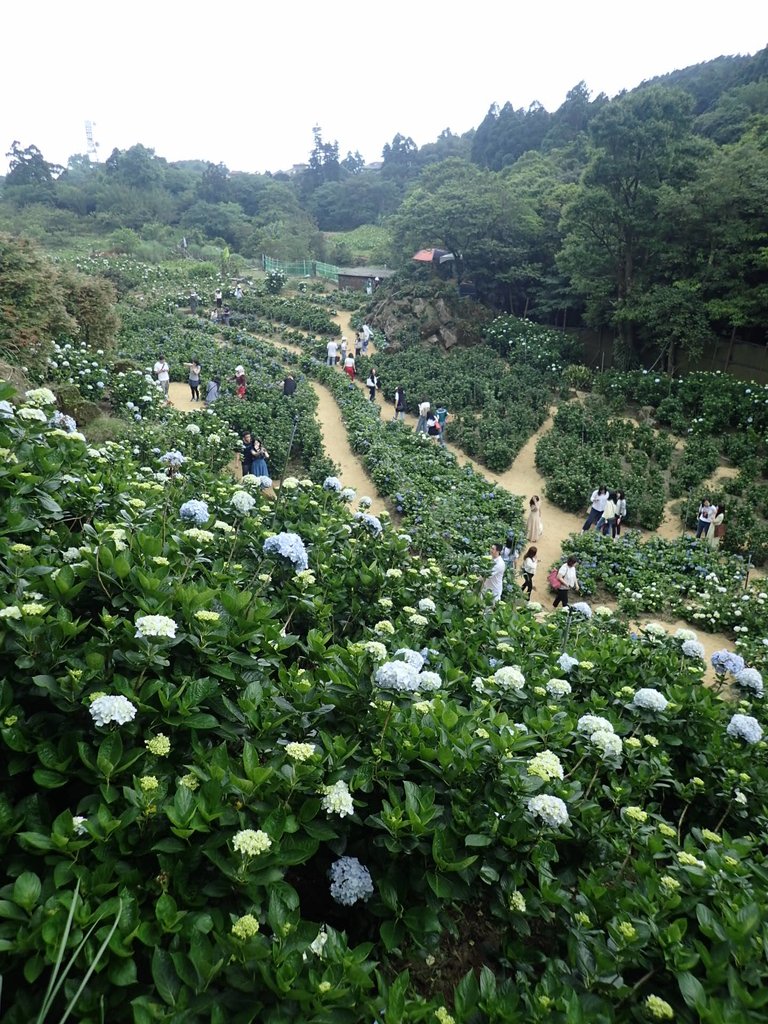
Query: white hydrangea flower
[
  {"left": 494, "top": 665, "right": 525, "bottom": 690},
  {"left": 590, "top": 729, "right": 623, "bottom": 759},
  {"left": 577, "top": 715, "right": 614, "bottom": 735},
  {"left": 632, "top": 688, "right": 669, "bottom": 712},
  {"left": 321, "top": 780, "right": 354, "bottom": 818},
  {"left": 528, "top": 794, "right": 569, "bottom": 827},
  {"left": 135, "top": 615, "right": 178, "bottom": 639},
  {"left": 546, "top": 678, "right": 572, "bottom": 698},
  {"left": 89, "top": 695, "right": 137, "bottom": 727},
  {"left": 231, "top": 490, "right": 257, "bottom": 514}
]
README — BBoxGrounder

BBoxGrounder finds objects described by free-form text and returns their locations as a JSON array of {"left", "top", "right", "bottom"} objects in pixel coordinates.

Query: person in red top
[{"left": 234, "top": 365, "right": 246, "bottom": 398}]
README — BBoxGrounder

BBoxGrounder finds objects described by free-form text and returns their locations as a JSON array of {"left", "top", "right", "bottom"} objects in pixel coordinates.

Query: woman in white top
[
  {"left": 614, "top": 491, "right": 627, "bottom": 536},
  {"left": 553, "top": 555, "right": 580, "bottom": 608},
  {"left": 598, "top": 492, "right": 617, "bottom": 536},
  {"left": 416, "top": 400, "right": 430, "bottom": 434},
  {"left": 707, "top": 505, "right": 725, "bottom": 549},
  {"left": 520, "top": 546, "right": 538, "bottom": 598},
  {"left": 696, "top": 499, "right": 716, "bottom": 539}
]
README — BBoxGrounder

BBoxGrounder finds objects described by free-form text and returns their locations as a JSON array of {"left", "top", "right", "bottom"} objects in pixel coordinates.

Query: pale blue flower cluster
[
  {"left": 711, "top": 650, "right": 746, "bottom": 676},
  {"left": 329, "top": 856, "right": 374, "bottom": 906},
  {"left": 0, "top": 400, "right": 15, "bottom": 418},
  {"left": 179, "top": 499, "right": 209, "bottom": 525},
  {"left": 374, "top": 661, "right": 420, "bottom": 691},
  {"left": 323, "top": 476, "right": 342, "bottom": 492},
  {"left": 160, "top": 450, "right": 185, "bottom": 467},
  {"left": 263, "top": 532, "right": 309, "bottom": 573},
  {"left": 558, "top": 653, "right": 579, "bottom": 673},
  {"left": 341, "top": 487, "right": 356, "bottom": 502},
  {"left": 253, "top": 475, "right": 273, "bottom": 488},
  {"left": 632, "top": 688, "right": 669, "bottom": 712},
  {"left": 570, "top": 602, "right": 592, "bottom": 619},
  {"left": 682, "top": 639, "right": 706, "bottom": 659},
  {"left": 353, "top": 512, "right": 383, "bottom": 536},
  {"left": 49, "top": 410, "right": 78, "bottom": 433},
  {"left": 416, "top": 671, "right": 442, "bottom": 691},
  {"left": 359, "top": 496, "right": 372, "bottom": 508},
  {"left": 735, "top": 667, "right": 764, "bottom": 697},
  {"left": 528, "top": 794, "right": 570, "bottom": 827},
  {"left": 726, "top": 713, "right": 763, "bottom": 744}
]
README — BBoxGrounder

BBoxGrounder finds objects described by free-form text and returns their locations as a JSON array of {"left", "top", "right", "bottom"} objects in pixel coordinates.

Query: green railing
[{"left": 262, "top": 255, "right": 340, "bottom": 279}]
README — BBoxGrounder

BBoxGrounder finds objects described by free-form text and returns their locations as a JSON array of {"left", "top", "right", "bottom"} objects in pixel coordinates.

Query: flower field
[
  {"left": 2, "top": 366, "right": 768, "bottom": 1022},
  {"left": 2, "top": 258, "right": 768, "bottom": 1023}
]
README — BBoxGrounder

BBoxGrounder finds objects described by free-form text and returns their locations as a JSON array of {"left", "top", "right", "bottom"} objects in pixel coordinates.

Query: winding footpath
[{"left": 167, "top": 312, "right": 740, "bottom": 674}]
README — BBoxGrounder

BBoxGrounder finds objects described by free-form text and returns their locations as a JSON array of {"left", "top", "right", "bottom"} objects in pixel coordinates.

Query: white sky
[{"left": 2, "top": 1, "right": 765, "bottom": 175}]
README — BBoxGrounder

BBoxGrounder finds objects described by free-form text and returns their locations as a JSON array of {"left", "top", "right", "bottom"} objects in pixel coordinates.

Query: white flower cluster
[
  {"left": 328, "top": 856, "right": 374, "bottom": 906},
  {"left": 24, "top": 387, "right": 57, "bottom": 407},
  {"left": 135, "top": 615, "right": 178, "bottom": 639},
  {"left": 416, "top": 671, "right": 442, "bottom": 691},
  {"left": 735, "top": 667, "right": 764, "bottom": 697},
  {"left": 570, "top": 602, "right": 592, "bottom": 619},
  {"left": 233, "top": 828, "right": 272, "bottom": 856},
  {"left": 546, "top": 678, "right": 572, "bottom": 699},
  {"left": 89, "top": 695, "right": 137, "bottom": 727},
  {"left": 340, "top": 487, "right": 356, "bottom": 502},
  {"left": 494, "top": 665, "right": 525, "bottom": 690},
  {"left": 394, "top": 648, "right": 425, "bottom": 670},
  {"left": 681, "top": 639, "right": 706, "bottom": 659},
  {"left": 528, "top": 794, "right": 569, "bottom": 828},
  {"left": 418, "top": 598, "right": 436, "bottom": 613},
  {"left": 527, "top": 750, "right": 564, "bottom": 781},
  {"left": 321, "top": 780, "right": 355, "bottom": 817},
  {"left": 231, "top": 490, "right": 256, "bottom": 514},
  {"left": 285, "top": 742, "right": 316, "bottom": 762},
  {"left": 632, "top": 688, "right": 669, "bottom": 713},
  {"left": 374, "top": 661, "right": 420, "bottom": 692},
  {"left": 323, "top": 476, "right": 342, "bottom": 492},
  {"left": 577, "top": 715, "right": 621, "bottom": 759}
]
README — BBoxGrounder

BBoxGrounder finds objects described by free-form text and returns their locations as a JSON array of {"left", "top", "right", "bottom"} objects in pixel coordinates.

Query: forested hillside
[{"left": 2, "top": 46, "right": 767, "bottom": 368}]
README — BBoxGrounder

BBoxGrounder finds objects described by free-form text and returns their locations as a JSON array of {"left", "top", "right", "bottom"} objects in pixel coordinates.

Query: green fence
[{"left": 262, "top": 255, "right": 340, "bottom": 280}]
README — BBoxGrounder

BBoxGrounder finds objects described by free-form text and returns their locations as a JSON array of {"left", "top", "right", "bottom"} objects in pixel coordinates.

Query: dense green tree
[
  {"left": 558, "top": 87, "right": 700, "bottom": 363},
  {"left": 197, "top": 161, "right": 230, "bottom": 203},
  {"left": 0, "top": 233, "right": 76, "bottom": 368},
  {"left": 381, "top": 133, "right": 419, "bottom": 186},
  {"left": 4, "top": 141, "right": 62, "bottom": 205},
  {"left": 58, "top": 268, "right": 120, "bottom": 348}
]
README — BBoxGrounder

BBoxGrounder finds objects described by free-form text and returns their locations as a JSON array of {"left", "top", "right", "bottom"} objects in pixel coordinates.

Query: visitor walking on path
[
  {"left": 344, "top": 353, "right": 356, "bottom": 381},
  {"left": 184, "top": 360, "right": 202, "bottom": 402},
  {"left": 361, "top": 323, "right": 372, "bottom": 354},
  {"left": 355, "top": 332, "right": 363, "bottom": 359},
  {"left": 520, "top": 546, "right": 538, "bottom": 598},
  {"left": 340, "top": 337, "right": 348, "bottom": 365},
  {"left": 394, "top": 386, "right": 406, "bottom": 422},
  {"left": 416, "top": 399, "right": 430, "bottom": 434},
  {"left": 153, "top": 354, "right": 170, "bottom": 398},
  {"left": 552, "top": 555, "right": 580, "bottom": 608},
  {"left": 435, "top": 405, "right": 448, "bottom": 447},
  {"left": 526, "top": 495, "right": 543, "bottom": 542},
  {"left": 234, "top": 365, "right": 247, "bottom": 399},
  {"left": 215, "top": 288, "right": 223, "bottom": 309},
  {"left": 480, "top": 542, "right": 506, "bottom": 603},
  {"left": 583, "top": 487, "right": 609, "bottom": 532},
  {"left": 615, "top": 491, "right": 627, "bottom": 535},
  {"left": 326, "top": 339, "right": 338, "bottom": 367},
  {"left": 426, "top": 411, "right": 442, "bottom": 439},
  {"left": 366, "top": 369, "right": 380, "bottom": 403}
]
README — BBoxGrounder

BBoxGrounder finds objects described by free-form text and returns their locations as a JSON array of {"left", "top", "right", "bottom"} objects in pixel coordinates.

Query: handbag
[{"left": 547, "top": 568, "right": 562, "bottom": 590}]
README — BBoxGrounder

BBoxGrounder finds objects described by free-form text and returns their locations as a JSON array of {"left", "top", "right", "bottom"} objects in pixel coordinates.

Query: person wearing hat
[{"left": 234, "top": 365, "right": 246, "bottom": 399}]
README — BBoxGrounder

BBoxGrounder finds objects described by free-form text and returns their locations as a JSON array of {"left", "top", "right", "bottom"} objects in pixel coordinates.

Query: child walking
[{"left": 520, "top": 546, "right": 538, "bottom": 598}]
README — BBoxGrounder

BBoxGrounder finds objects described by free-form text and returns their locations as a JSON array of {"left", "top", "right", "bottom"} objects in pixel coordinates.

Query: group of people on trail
[
  {"left": 696, "top": 498, "right": 726, "bottom": 548},
  {"left": 413, "top": 399, "right": 448, "bottom": 444},
  {"left": 581, "top": 486, "right": 628, "bottom": 537},
  {"left": 188, "top": 286, "right": 241, "bottom": 324},
  {"left": 479, "top": 533, "right": 582, "bottom": 610},
  {"left": 241, "top": 432, "right": 270, "bottom": 478},
  {"left": 152, "top": 353, "right": 251, "bottom": 406}
]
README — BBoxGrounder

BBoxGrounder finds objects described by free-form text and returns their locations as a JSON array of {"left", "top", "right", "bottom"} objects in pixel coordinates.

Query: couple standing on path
[
  {"left": 413, "top": 398, "right": 447, "bottom": 444},
  {"left": 696, "top": 499, "right": 726, "bottom": 548},
  {"left": 582, "top": 487, "right": 627, "bottom": 537}
]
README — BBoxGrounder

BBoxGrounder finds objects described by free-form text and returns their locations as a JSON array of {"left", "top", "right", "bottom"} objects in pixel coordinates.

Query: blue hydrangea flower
[
  {"left": 323, "top": 476, "right": 342, "bottom": 492},
  {"left": 726, "top": 713, "right": 763, "bottom": 744},
  {"left": 558, "top": 653, "right": 579, "bottom": 673},
  {"left": 328, "top": 856, "right": 374, "bottom": 906},
  {"left": 160, "top": 450, "right": 185, "bottom": 467},
  {"left": 374, "top": 661, "right": 420, "bottom": 691},
  {"left": 682, "top": 639, "right": 706, "bottom": 660},
  {"left": 711, "top": 650, "right": 746, "bottom": 676},
  {"left": 735, "top": 668, "right": 764, "bottom": 697},
  {"left": 179, "top": 499, "right": 209, "bottom": 525},
  {"left": 570, "top": 602, "right": 592, "bottom": 619},
  {"left": 263, "top": 532, "right": 309, "bottom": 573},
  {"left": 353, "top": 512, "right": 383, "bottom": 536}
]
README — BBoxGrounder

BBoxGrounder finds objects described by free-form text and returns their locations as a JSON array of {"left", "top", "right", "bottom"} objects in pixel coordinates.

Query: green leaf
[
  {"left": 97, "top": 731, "right": 123, "bottom": 778},
  {"left": 13, "top": 872, "right": 41, "bottom": 911},
  {"left": 678, "top": 971, "right": 706, "bottom": 1011},
  {"left": 465, "top": 833, "right": 493, "bottom": 847},
  {"left": 386, "top": 970, "right": 409, "bottom": 1024},
  {"left": 151, "top": 947, "right": 180, "bottom": 1006},
  {"left": 32, "top": 768, "right": 68, "bottom": 789}
]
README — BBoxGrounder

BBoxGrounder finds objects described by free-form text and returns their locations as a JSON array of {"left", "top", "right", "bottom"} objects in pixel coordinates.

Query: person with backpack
[
  {"left": 366, "top": 368, "right": 380, "bottom": 403},
  {"left": 435, "top": 405, "right": 448, "bottom": 447}
]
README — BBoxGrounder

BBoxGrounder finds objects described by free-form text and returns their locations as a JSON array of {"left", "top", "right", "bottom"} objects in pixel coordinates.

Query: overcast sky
[{"left": 2, "top": 1, "right": 765, "bottom": 175}]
